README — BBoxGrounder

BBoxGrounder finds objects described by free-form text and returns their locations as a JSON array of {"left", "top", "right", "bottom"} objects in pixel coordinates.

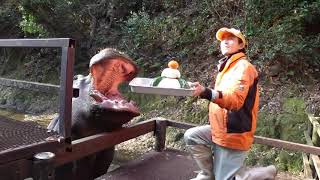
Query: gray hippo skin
[{"left": 47, "top": 48, "right": 139, "bottom": 180}]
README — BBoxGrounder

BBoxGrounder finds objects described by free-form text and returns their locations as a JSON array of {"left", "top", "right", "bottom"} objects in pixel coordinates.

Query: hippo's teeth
[{"left": 129, "top": 100, "right": 137, "bottom": 106}]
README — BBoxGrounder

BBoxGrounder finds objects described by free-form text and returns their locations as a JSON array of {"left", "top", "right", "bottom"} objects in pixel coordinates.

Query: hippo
[{"left": 47, "top": 48, "right": 140, "bottom": 180}]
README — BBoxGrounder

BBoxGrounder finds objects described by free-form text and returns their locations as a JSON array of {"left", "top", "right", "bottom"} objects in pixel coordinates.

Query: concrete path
[
  {"left": 98, "top": 149, "right": 198, "bottom": 180},
  {"left": 97, "top": 149, "right": 303, "bottom": 180}
]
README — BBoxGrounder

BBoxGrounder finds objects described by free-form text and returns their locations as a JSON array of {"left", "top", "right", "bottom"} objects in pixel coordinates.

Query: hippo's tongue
[
  {"left": 100, "top": 98, "right": 140, "bottom": 116},
  {"left": 89, "top": 89, "right": 140, "bottom": 117}
]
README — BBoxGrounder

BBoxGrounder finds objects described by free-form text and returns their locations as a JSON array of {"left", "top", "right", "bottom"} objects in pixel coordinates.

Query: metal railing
[
  {"left": 0, "top": 38, "right": 75, "bottom": 142},
  {"left": 52, "top": 118, "right": 320, "bottom": 168}
]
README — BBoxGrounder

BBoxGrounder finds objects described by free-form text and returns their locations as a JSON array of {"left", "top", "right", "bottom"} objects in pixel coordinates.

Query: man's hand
[{"left": 190, "top": 82, "right": 205, "bottom": 97}]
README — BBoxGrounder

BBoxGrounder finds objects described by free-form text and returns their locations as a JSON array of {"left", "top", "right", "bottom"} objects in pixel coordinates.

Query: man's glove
[{"left": 200, "top": 88, "right": 219, "bottom": 101}]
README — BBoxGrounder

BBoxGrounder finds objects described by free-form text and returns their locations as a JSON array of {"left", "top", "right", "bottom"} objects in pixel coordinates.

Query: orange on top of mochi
[{"left": 168, "top": 60, "right": 179, "bottom": 69}]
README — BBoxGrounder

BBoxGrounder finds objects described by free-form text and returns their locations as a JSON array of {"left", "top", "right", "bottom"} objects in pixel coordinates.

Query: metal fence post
[
  {"left": 33, "top": 152, "right": 55, "bottom": 180},
  {"left": 59, "top": 44, "right": 75, "bottom": 147}
]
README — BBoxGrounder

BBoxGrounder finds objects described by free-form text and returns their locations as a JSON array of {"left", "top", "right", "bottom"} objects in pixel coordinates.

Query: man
[{"left": 184, "top": 27, "right": 271, "bottom": 180}]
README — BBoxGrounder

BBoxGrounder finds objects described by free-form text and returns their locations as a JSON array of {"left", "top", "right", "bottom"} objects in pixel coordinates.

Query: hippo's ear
[
  {"left": 73, "top": 74, "right": 85, "bottom": 89},
  {"left": 72, "top": 75, "right": 84, "bottom": 98},
  {"left": 72, "top": 75, "right": 92, "bottom": 98}
]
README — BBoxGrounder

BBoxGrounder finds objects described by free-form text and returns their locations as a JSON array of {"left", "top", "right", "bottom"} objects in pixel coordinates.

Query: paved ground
[
  {"left": 97, "top": 149, "right": 304, "bottom": 180},
  {"left": 98, "top": 149, "right": 198, "bottom": 180}
]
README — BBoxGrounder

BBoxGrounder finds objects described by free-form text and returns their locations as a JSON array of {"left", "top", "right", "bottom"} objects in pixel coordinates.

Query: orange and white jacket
[{"left": 209, "top": 52, "right": 259, "bottom": 151}]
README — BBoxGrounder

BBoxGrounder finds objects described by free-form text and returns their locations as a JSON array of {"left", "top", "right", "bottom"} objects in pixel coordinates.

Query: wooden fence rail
[{"left": 304, "top": 114, "right": 320, "bottom": 180}]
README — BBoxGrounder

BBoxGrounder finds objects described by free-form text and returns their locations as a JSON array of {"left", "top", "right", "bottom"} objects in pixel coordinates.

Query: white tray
[{"left": 129, "top": 77, "right": 194, "bottom": 96}]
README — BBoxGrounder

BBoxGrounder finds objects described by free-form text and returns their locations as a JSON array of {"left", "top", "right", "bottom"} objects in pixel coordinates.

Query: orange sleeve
[{"left": 214, "top": 61, "right": 257, "bottom": 111}]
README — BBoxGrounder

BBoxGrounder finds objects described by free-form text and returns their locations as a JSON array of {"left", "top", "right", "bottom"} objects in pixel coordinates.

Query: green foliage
[
  {"left": 198, "top": 0, "right": 245, "bottom": 28},
  {"left": 1, "top": 0, "right": 320, "bottom": 78},
  {"left": 0, "top": 86, "right": 59, "bottom": 113},
  {"left": 179, "top": 99, "right": 209, "bottom": 125},
  {"left": 256, "top": 97, "right": 307, "bottom": 142},
  {"left": 178, "top": 78, "right": 190, "bottom": 88},
  {"left": 0, "top": 1, "right": 23, "bottom": 38},
  {"left": 246, "top": 0, "right": 320, "bottom": 71},
  {"left": 246, "top": 97, "right": 307, "bottom": 172},
  {"left": 246, "top": 145, "right": 303, "bottom": 172},
  {"left": 279, "top": 98, "right": 307, "bottom": 142},
  {"left": 152, "top": 76, "right": 163, "bottom": 86},
  {"left": 124, "top": 12, "right": 159, "bottom": 50},
  {"left": 20, "top": 0, "right": 92, "bottom": 40},
  {"left": 121, "top": 9, "right": 216, "bottom": 73},
  {"left": 19, "top": 6, "right": 47, "bottom": 37},
  {"left": 277, "top": 151, "right": 302, "bottom": 172},
  {"left": 162, "top": 0, "right": 186, "bottom": 10}
]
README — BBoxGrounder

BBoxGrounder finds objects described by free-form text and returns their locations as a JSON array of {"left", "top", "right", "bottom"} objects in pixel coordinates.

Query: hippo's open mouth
[
  {"left": 87, "top": 49, "right": 141, "bottom": 127},
  {"left": 89, "top": 89, "right": 140, "bottom": 117}
]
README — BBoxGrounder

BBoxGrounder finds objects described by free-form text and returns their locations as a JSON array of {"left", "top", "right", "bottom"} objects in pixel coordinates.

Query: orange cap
[{"left": 216, "top": 27, "right": 247, "bottom": 47}]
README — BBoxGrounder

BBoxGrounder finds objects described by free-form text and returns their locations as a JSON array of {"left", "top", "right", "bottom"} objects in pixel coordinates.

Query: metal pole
[
  {"left": 0, "top": 38, "right": 72, "bottom": 47},
  {"left": 59, "top": 43, "right": 75, "bottom": 146},
  {"left": 33, "top": 152, "right": 55, "bottom": 180}
]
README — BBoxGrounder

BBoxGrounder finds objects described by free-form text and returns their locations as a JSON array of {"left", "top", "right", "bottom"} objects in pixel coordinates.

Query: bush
[
  {"left": 246, "top": 0, "right": 320, "bottom": 77},
  {"left": 246, "top": 97, "right": 307, "bottom": 172}
]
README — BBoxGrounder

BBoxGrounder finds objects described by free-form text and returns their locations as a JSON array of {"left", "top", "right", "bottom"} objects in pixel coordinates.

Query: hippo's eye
[{"left": 126, "top": 71, "right": 133, "bottom": 78}]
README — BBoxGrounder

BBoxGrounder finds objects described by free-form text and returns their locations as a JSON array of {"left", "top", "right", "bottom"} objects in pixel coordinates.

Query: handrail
[
  {"left": 53, "top": 120, "right": 156, "bottom": 167},
  {"left": 166, "top": 119, "right": 320, "bottom": 155},
  {"left": 53, "top": 117, "right": 320, "bottom": 168},
  {"left": 303, "top": 113, "right": 320, "bottom": 179},
  {"left": 0, "top": 38, "right": 73, "bottom": 48}
]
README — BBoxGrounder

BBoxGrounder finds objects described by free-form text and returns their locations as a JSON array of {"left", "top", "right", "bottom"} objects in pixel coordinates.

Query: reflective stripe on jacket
[{"left": 209, "top": 52, "right": 259, "bottom": 151}]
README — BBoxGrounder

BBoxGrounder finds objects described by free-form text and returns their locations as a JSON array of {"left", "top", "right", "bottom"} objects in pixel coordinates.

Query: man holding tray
[{"left": 184, "top": 28, "right": 276, "bottom": 180}]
